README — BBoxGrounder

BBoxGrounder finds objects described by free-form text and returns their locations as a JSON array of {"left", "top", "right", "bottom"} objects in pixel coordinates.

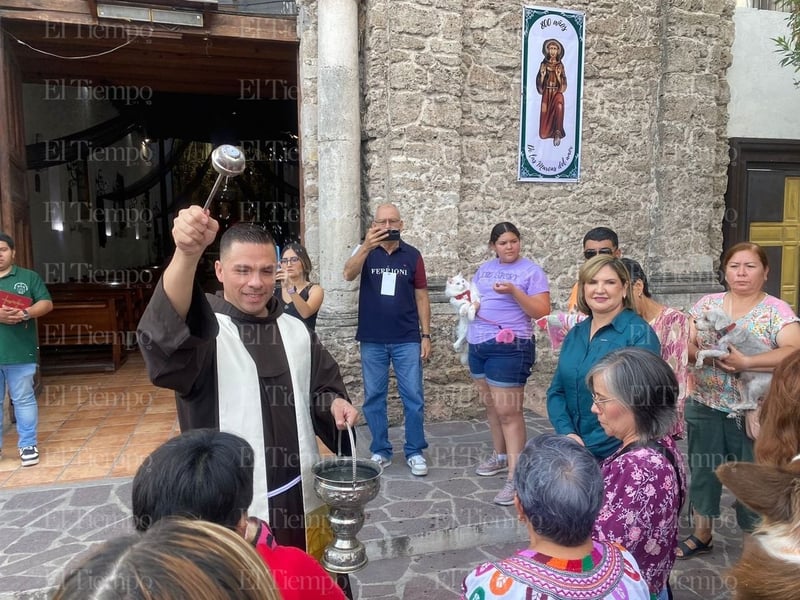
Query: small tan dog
[{"left": 716, "top": 459, "right": 800, "bottom": 600}]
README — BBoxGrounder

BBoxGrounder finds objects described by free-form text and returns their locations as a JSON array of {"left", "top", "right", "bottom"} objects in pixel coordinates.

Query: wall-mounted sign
[{"left": 518, "top": 6, "right": 585, "bottom": 182}]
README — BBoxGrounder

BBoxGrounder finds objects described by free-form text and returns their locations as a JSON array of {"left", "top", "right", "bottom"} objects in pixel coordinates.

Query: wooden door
[
  {"left": 0, "top": 24, "right": 32, "bottom": 268},
  {"left": 726, "top": 139, "right": 800, "bottom": 314},
  {"left": 749, "top": 177, "right": 800, "bottom": 311}
]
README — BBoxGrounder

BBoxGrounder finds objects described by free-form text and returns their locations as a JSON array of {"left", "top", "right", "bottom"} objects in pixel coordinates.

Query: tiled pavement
[
  {"left": 0, "top": 355, "right": 179, "bottom": 489},
  {"left": 0, "top": 411, "right": 743, "bottom": 599}
]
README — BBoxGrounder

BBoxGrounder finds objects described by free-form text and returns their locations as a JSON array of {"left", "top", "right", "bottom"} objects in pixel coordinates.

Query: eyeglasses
[
  {"left": 591, "top": 393, "right": 617, "bottom": 406},
  {"left": 280, "top": 257, "right": 300, "bottom": 264},
  {"left": 374, "top": 218, "right": 401, "bottom": 226},
  {"left": 583, "top": 248, "right": 615, "bottom": 260}
]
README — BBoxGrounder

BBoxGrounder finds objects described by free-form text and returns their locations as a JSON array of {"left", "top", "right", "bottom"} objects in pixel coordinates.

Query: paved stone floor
[
  {"left": 349, "top": 413, "right": 742, "bottom": 600},
  {"left": 0, "top": 411, "right": 743, "bottom": 599}
]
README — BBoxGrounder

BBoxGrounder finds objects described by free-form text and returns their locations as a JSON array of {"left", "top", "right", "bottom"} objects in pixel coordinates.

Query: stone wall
[{"left": 299, "top": 0, "right": 735, "bottom": 423}]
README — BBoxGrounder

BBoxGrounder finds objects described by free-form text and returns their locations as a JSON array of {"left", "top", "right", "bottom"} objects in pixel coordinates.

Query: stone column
[
  {"left": 316, "top": 0, "right": 361, "bottom": 326},
  {"left": 645, "top": 0, "right": 732, "bottom": 309}
]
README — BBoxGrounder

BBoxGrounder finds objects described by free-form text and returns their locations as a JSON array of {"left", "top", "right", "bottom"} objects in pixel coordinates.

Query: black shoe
[{"left": 19, "top": 446, "right": 39, "bottom": 467}]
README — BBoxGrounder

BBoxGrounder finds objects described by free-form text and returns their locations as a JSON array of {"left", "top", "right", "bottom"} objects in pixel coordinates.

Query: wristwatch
[
  {"left": 21, "top": 309, "right": 31, "bottom": 321},
  {"left": 288, "top": 286, "right": 297, "bottom": 295},
  {"left": 421, "top": 333, "right": 431, "bottom": 339}
]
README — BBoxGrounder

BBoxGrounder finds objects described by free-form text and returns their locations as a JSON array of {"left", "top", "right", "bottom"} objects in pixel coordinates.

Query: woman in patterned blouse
[
  {"left": 622, "top": 258, "right": 690, "bottom": 439},
  {"left": 587, "top": 348, "right": 686, "bottom": 600},
  {"left": 678, "top": 242, "right": 800, "bottom": 560}
]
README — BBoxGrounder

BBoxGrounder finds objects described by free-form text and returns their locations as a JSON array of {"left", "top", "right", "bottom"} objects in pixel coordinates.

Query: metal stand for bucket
[{"left": 312, "top": 424, "right": 381, "bottom": 573}]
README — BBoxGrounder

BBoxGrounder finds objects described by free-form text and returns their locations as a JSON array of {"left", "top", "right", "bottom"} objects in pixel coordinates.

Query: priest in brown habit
[{"left": 137, "top": 205, "right": 359, "bottom": 567}]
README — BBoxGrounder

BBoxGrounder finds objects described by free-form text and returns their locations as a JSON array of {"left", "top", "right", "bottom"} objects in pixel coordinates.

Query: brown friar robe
[{"left": 137, "top": 279, "right": 353, "bottom": 554}]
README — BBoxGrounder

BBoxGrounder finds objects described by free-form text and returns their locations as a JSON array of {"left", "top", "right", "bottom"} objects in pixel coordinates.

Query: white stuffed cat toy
[{"left": 444, "top": 273, "right": 480, "bottom": 366}]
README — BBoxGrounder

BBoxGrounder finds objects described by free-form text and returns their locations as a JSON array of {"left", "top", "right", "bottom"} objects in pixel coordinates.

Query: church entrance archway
[{"left": 1, "top": 14, "right": 300, "bottom": 287}]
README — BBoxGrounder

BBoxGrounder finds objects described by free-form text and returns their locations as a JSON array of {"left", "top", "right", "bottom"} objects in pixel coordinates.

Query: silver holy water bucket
[{"left": 312, "top": 426, "right": 381, "bottom": 573}]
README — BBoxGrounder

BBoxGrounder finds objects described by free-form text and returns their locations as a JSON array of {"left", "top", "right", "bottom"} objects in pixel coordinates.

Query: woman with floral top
[
  {"left": 678, "top": 242, "right": 800, "bottom": 560},
  {"left": 622, "top": 258, "right": 690, "bottom": 439},
  {"left": 587, "top": 348, "right": 686, "bottom": 600}
]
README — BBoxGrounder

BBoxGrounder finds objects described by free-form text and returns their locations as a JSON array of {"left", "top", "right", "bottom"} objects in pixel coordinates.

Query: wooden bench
[
  {"left": 48, "top": 284, "right": 135, "bottom": 333},
  {"left": 37, "top": 299, "right": 127, "bottom": 373},
  {"left": 46, "top": 282, "right": 155, "bottom": 348}
]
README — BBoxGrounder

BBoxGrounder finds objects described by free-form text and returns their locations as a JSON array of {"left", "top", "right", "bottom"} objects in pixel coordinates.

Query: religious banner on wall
[{"left": 518, "top": 6, "right": 585, "bottom": 182}]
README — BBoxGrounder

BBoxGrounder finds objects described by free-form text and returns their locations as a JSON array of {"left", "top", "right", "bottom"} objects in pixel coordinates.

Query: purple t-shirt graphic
[{"left": 467, "top": 257, "right": 549, "bottom": 344}]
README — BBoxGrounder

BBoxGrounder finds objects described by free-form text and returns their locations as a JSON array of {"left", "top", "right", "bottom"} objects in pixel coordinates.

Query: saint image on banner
[
  {"left": 518, "top": 6, "right": 585, "bottom": 182},
  {"left": 536, "top": 38, "right": 567, "bottom": 146}
]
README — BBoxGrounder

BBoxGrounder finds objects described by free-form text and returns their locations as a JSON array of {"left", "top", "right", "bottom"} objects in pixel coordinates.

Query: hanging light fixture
[{"left": 96, "top": 0, "right": 218, "bottom": 27}]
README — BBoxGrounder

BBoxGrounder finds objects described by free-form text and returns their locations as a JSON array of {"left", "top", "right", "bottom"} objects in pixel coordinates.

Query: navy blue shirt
[{"left": 355, "top": 241, "right": 427, "bottom": 343}]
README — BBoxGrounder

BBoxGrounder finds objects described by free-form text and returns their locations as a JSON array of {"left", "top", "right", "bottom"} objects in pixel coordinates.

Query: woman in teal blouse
[{"left": 546, "top": 255, "right": 660, "bottom": 459}]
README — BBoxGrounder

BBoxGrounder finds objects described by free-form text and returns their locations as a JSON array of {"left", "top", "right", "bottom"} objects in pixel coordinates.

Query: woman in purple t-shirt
[{"left": 467, "top": 222, "right": 550, "bottom": 506}]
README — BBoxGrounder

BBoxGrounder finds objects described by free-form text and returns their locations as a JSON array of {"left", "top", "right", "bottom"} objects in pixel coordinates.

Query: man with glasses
[
  {"left": 343, "top": 203, "right": 432, "bottom": 477},
  {"left": 566, "top": 227, "right": 621, "bottom": 312}
]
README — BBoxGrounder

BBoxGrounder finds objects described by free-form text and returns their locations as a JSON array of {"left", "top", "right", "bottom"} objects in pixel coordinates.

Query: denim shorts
[{"left": 468, "top": 338, "right": 535, "bottom": 388}]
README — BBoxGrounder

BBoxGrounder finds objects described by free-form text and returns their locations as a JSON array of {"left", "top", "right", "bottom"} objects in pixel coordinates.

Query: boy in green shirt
[{"left": 0, "top": 233, "right": 52, "bottom": 466}]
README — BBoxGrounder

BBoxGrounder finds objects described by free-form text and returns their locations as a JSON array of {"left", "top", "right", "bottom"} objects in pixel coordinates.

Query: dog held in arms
[
  {"left": 694, "top": 308, "right": 772, "bottom": 411},
  {"left": 444, "top": 274, "right": 479, "bottom": 366},
  {"left": 716, "top": 459, "right": 800, "bottom": 600}
]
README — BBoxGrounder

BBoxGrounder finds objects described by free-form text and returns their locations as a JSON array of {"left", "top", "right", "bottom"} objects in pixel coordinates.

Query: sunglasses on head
[{"left": 583, "top": 248, "right": 615, "bottom": 260}]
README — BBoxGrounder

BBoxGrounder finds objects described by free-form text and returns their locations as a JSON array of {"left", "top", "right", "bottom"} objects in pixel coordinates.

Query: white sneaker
[
  {"left": 370, "top": 453, "right": 391, "bottom": 468},
  {"left": 407, "top": 454, "right": 428, "bottom": 476}
]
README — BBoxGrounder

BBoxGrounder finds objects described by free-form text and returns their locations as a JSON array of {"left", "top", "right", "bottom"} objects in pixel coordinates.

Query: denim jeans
[
  {"left": 360, "top": 342, "right": 428, "bottom": 460},
  {"left": 468, "top": 338, "right": 535, "bottom": 387},
  {"left": 0, "top": 363, "right": 38, "bottom": 449}
]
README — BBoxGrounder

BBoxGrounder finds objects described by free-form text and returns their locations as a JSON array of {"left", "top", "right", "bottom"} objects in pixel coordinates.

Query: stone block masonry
[{"left": 300, "top": 0, "right": 734, "bottom": 423}]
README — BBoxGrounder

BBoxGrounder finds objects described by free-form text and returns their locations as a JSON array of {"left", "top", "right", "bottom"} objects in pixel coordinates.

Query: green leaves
[{"left": 773, "top": 0, "right": 800, "bottom": 87}]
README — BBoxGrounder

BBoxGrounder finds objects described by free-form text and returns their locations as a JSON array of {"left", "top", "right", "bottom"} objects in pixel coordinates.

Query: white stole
[{"left": 215, "top": 313, "right": 323, "bottom": 521}]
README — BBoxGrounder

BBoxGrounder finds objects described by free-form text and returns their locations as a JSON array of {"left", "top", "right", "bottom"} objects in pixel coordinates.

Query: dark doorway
[
  {"left": 3, "top": 17, "right": 300, "bottom": 290},
  {"left": 725, "top": 139, "right": 800, "bottom": 313}
]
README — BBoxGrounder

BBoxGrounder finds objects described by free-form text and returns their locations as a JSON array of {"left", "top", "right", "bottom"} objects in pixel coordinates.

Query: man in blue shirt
[{"left": 343, "top": 204, "right": 431, "bottom": 476}]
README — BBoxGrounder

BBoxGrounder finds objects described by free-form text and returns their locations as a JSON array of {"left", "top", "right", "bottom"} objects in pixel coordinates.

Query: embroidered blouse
[{"left": 461, "top": 540, "right": 650, "bottom": 599}]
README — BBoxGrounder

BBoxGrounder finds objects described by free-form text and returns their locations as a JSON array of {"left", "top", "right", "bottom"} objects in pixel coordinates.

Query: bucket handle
[{"left": 336, "top": 421, "right": 358, "bottom": 483}]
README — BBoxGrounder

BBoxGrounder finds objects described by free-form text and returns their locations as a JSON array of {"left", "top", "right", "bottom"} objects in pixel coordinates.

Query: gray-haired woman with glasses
[
  {"left": 587, "top": 347, "right": 686, "bottom": 600},
  {"left": 275, "top": 242, "right": 324, "bottom": 330}
]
